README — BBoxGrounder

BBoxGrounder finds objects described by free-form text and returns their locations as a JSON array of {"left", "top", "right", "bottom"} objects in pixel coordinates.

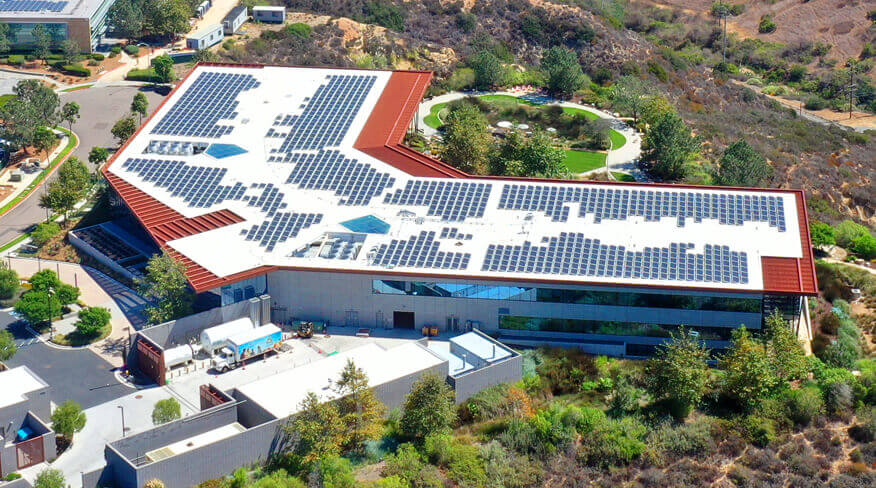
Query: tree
[
  {"left": 88, "top": 146, "right": 110, "bottom": 167},
  {"left": 610, "top": 76, "right": 654, "bottom": 124},
  {"left": 31, "top": 24, "right": 51, "bottom": 63},
  {"left": 715, "top": 139, "right": 772, "bottom": 187},
  {"left": 640, "top": 95, "right": 675, "bottom": 128},
  {"left": 111, "top": 116, "right": 137, "bottom": 145},
  {"left": 152, "top": 54, "right": 174, "bottom": 83},
  {"left": 400, "top": 373, "right": 456, "bottom": 440},
  {"left": 470, "top": 50, "right": 505, "bottom": 90},
  {"left": 288, "top": 392, "right": 344, "bottom": 464},
  {"left": 131, "top": 92, "right": 148, "bottom": 123},
  {"left": 810, "top": 221, "right": 836, "bottom": 248},
  {"left": 51, "top": 400, "right": 86, "bottom": 441},
  {"left": 61, "top": 102, "right": 80, "bottom": 131},
  {"left": 440, "top": 103, "right": 492, "bottom": 174},
  {"left": 75, "top": 306, "right": 111, "bottom": 336},
  {"left": 144, "top": 480, "right": 166, "bottom": 488},
  {"left": 138, "top": 252, "right": 194, "bottom": 324},
  {"left": 32, "top": 126, "right": 57, "bottom": 156},
  {"left": 332, "top": 359, "right": 386, "bottom": 452},
  {"left": 0, "top": 80, "right": 59, "bottom": 151},
  {"left": 34, "top": 469, "right": 65, "bottom": 488},
  {"left": 541, "top": 46, "right": 585, "bottom": 98},
  {"left": 491, "top": 130, "right": 568, "bottom": 178},
  {"left": 60, "top": 39, "right": 80, "bottom": 66},
  {"left": 14, "top": 291, "right": 61, "bottom": 325},
  {"left": 710, "top": 2, "right": 742, "bottom": 64},
  {"left": 643, "top": 111, "right": 699, "bottom": 181},
  {"left": 645, "top": 328, "right": 710, "bottom": 419},
  {"left": 0, "top": 22, "right": 10, "bottom": 55},
  {"left": 0, "top": 329, "right": 17, "bottom": 361},
  {"left": 40, "top": 181, "right": 77, "bottom": 224},
  {"left": 0, "top": 262, "right": 18, "bottom": 300},
  {"left": 315, "top": 455, "right": 356, "bottom": 488},
  {"left": 58, "top": 156, "right": 90, "bottom": 190},
  {"left": 107, "top": 0, "right": 144, "bottom": 41},
  {"left": 143, "top": 0, "right": 193, "bottom": 39},
  {"left": 764, "top": 311, "right": 809, "bottom": 382},
  {"left": 30, "top": 269, "right": 61, "bottom": 293},
  {"left": 152, "top": 398, "right": 182, "bottom": 425},
  {"left": 719, "top": 327, "right": 780, "bottom": 410}
]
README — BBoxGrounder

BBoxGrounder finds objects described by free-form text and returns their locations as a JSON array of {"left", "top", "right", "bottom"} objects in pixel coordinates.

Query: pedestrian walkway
[{"left": 0, "top": 132, "right": 70, "bottom": 213}]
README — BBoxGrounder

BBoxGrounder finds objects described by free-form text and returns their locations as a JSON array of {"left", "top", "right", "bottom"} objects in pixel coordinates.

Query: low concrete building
[
  {"left": 0, "top": 0, "right": 116, "bottom": 52},
  {"left": 185, "top": 24, "right": 223, "bottom": 51},
  {"left": 252, "top": 6, "right": 284, "bottom": 23},
  {"left": 0, "top": 367, "right": 56, "bottom": 478},
  {"left": 222, "top": 6, "right": 247, "bottom": 35}
]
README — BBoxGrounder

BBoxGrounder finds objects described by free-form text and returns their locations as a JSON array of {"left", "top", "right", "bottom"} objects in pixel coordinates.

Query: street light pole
[{"left": 118, "top": 405, "right": 126, "bottom": 437}]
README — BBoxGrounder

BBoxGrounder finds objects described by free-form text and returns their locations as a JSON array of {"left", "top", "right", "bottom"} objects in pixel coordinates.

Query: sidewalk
[
  {"left": 0, "top": 132, "right": 70, "bottom": 213},
  {"left": 5, "top": 257, "right": 150, "bottom": 365}
]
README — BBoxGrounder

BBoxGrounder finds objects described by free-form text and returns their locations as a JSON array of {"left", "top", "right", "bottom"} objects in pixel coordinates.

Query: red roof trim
[{"left": 106, "top": 63, "right": 818, "bottom": 296}]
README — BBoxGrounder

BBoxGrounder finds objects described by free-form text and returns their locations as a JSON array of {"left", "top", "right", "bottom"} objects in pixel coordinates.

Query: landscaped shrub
[
  {"left": 7, "top": 54, "right": 24, "bottom": 65},
  {"left": 578, "top": 417, "right": 648, "bottom": 467},
  {"left": 742, "top": 416, "right": 776, "bottom": 447},
  {"left": 125, "top": 68, "right": 157, "bottom": 82},
  {"left": 62, "top": 64, "right": 90, "bottom": 77},
  {"left": 91, "top": 53, "right": 105, "bottom": 61},
  {"left": 124, "top": 44, "right": 140, "bottom": 56},
  {"left": 285, "top": 23, "right": 312, "bottom": 38},
  {"left": 784, "top": 387, "right": 824, "bottom": 426},
  {"left": 31, "top": 221, "right": 61, "bottom": 247},
  {"left": 647, "top": 418, "right": 716, "bottom": 459}
]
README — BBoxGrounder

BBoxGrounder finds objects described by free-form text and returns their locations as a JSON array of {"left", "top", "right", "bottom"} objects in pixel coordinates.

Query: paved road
[
  {"left": 0, "top": 85, "right": 166, "bottom": 247},
  {"left": 0, "top": 70, "right": 63, "bottom": 94},
  {"left": 1, "top": 312, "right": 130, "bottom": 409}
]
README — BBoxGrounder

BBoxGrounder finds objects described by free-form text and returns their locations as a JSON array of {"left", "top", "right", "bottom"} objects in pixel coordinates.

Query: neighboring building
[
  {"left": 0, "top": 0, "right": 116, "bottom": 52},
  {"left": 252, "top": 5, "right": 284, "bottom": 23},
  {"left": 185, "top": 24, "right": 223, "bottom": 50},
  {"left": 103, "top": 64, "right": 818, "bottom": 358},
  {"left": 195, "top": 0, "right": 211, "bottom": 18},
  {"left": 0, "top": 367, "right": 56, "bottom": 478},
  {"left": 222, "top": 5, "right": 247, "bottom": 35}
]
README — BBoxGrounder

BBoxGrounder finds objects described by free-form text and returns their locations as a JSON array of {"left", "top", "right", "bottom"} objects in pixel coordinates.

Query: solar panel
[
  {"left": 242, "top": 212, "right": 323, "bottom": 252},
  {"left": 498, "top": 184, "right": 787, "bottom": 231},
  {"left": 0, "top": 0, "right": 67, "bottom": 12},
  {"left": 284, "top": 150, "right": 395, "bottom": 205},
  {"left": 121, "top": 158, "right": 247, "bottom": 208},
  {"left": 275, "top": 74, "right": 377, "bottom": 152},
  {"left": 370, "top": 231, "right": 471, "bottom": 270},
  {"left": 481, "top": 232, "right": 748, "bottom": 284},
  {"left": 152, "top": 72, "right": 260, "bottom": 138},
  {"left": 384, "top": 181, "right": 491, "bottom": 222}
]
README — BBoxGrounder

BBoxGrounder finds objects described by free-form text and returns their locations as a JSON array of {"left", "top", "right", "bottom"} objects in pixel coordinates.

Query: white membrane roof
[{"left": 107, "top": 65, "right": 805, "bottom": 292}]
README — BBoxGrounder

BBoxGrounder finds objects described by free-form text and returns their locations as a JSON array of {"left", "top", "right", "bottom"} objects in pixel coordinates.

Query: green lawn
[
  {"left": 612, "top": 172, "right": 636, "bottom": 182},
  {"left": 424, "top": 102, "right": 448, "bottom": 129},
  {"left": 610, "top": 129, "right": 627, "bottom": 150},
  {"left": 564, "top": 150, "right": 606, "bottom": 173},
  {"left": 561, "top": 106, "right": 600, "bottom": 121},
  {"left": 0, "top": 94, "right": 15, "bottom": 108},
  {"left": 60, "top": 84, "right": 93, "bottom": 92}
]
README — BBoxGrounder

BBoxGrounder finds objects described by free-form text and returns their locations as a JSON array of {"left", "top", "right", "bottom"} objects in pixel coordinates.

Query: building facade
[{"left": 0, "top": 0, "right": 116, "bottom": 52}]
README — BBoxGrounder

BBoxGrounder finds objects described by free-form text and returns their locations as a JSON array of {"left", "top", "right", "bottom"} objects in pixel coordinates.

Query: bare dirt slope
[{"left": 638, "top": 0, "right": 876, "bottom": 62}]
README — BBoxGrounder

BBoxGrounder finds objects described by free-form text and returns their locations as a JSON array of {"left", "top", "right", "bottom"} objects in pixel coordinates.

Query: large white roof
[
  {"left": 107, "top": 65, "right": 807, "bottom": 292},
  {"left": 0, "top": 366, "right": 46, "bottom": 409}
]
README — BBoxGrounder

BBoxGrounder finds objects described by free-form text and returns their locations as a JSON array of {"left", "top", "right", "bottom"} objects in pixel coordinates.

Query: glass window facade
[
  {"left": 499, "top": 315, "right": 735, "bottom": 341},
  {"left": 372, "top": 280, "right": 761, "bottom": 313},
  {"left": 7, "top": 23, "right": 67, "bottom": 48}
]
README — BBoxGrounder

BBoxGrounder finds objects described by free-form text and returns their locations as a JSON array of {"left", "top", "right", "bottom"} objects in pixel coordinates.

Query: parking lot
[{"left": 1, "top": 312, "right": 130, "bottom": 409}]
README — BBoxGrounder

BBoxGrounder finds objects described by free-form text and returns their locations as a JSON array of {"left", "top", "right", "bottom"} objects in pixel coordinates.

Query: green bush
[
  {"left": 804, "top": 95, "right": 828, "bottom": 110},
  {"left": 124, "top": 45, "right": 140, "bottom": 56},
  {"left": 125, "top": 68, "right": 157, "bottom": 82},
  {"left": 783, "top": 387, "right": 824, "bottom": 426},
  {"left": 75, "top": 306, "right": 111, "bottom": 336},
  {"left": 423, "top": 434, "right": 487, "bottom": 487},
  {"left": 7, "top": 54, "right": 24, "bottom": 65},
  {"left": 758, "top": 15, "right": 777, "bottom": 33},
  {"left": 91, "top": 53, "right": 105, "bottom": 61},
  {"left": 62, "top": 64, "right": 90, "bottom": 77},
  {"left": 647, "top": 418, "right": 716, "bottom": 458},
  {"left": 31, "top": 221, "right": 61, "bottom": 247},
  {"left": 579, "top": 417, "right": 648, "bottom": 467},
  {"left": 848, "top": 408, "right": 876, "bottom": 443},
  {"left": 285, "top": 23, "right": 312, "bottom": 38},
  {"left": 743, "top": 415, "right": 776, "bottom": 447}
]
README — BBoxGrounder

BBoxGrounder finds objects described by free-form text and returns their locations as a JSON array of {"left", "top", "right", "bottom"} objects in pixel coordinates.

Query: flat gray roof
[{"left": 0, "top": 0, "right": 106, "bottom": 19}]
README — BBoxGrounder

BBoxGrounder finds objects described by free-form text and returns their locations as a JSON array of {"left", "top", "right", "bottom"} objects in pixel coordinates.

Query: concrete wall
[
  {"left": 3, "top": 477, "right": 32, "bottom": 488},
  {"left": 139, "top": 296, "right": 269, "bottom": 349},
  {"left": 266, "top": 270, "right": 760, "bottom": 348},
  {"left": 451, "top": 354, "right": 523, "bottom": 403},
  {"left": 231, "top": 390, "right": 276, "bottom": 428},
  {"left": 68, "top": 231, "right": 136, "bottom": 281}
]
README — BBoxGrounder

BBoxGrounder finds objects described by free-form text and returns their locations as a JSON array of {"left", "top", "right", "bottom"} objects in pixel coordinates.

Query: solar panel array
[
  {"left": 440, "top": 227, "right": 473, "bottom": 240},
  {"left": 152, "top": 72, "right": 259, "bottom": 138},
  {"left": 242, "top": 213, "right": 323, "bottom": 251},
  {"left": 482, "top": 233, "right": 749, "bottom": 284},
  {"left": 283, "top": 150, "right": 395, "bottom": 205},
  {"left": 371, "top": 231, "right": 471, "bottom": 270},
  {"left": 384, "top": 181, "right": 491, "bottom": 221},
  {"left": 121, "top": 158, "right": 247, "bottom": 208},
  {"left": 276, "top": 75, "right": 377, "bottom": 152},
  {"left": 242, "top": 183, "right": 287, "bottom": 216},
  {"left": 0, "top": 0, "right": 67, "bottom": 12},
  {"left": 499, "top": 185, "right": 786, "bottom": 231}
]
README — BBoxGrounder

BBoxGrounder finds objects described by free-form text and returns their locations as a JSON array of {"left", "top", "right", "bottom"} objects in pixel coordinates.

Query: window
[{"left": 499, "top": 315, "right": 738, "bottom": 341}]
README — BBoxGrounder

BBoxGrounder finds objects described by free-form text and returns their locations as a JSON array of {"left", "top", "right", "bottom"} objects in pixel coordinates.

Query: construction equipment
[{"left": 296, "top": 321, "right": 314, "bottom": 339}]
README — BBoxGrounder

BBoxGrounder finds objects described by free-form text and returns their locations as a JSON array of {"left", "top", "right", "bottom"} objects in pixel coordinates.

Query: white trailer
[
  {"left": 200, "top": 317, "right": 254, "bottom": 354},
  {"left": 163, "top": 344, "right": 200, "bottom": 369}
]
